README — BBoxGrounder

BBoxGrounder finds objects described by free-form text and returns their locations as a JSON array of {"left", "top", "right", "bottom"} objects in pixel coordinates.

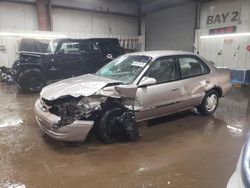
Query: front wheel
[
  {"left": 18, "top": 69, "right": 47, "bottom": 93},
  {"left": 98, "top": 108, "right": 124, "bottom": 144},
  {"left": 197, "top": 90, "right": 219, "bottom": 115},
  {"left": 97, "top": 108, "right": 141, "bottom": 144}
]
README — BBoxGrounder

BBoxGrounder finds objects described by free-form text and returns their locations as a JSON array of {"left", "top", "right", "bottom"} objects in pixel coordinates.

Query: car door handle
[{"left": 171, "top": 88, "right": 179, "bottom": 91}]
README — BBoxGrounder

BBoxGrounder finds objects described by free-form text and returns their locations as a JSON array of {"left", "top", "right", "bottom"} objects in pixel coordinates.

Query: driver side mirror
[{"left": 138, "top": 77, "right": 156, "bottom": 87}]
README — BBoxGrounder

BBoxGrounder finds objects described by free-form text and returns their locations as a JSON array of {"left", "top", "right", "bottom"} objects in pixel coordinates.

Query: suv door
[
  {"left": 53, "top": 40, "right": 83, "bottom": 78},
  {"left": 176, "top": 55, "right": 211, "bottom": 108},
  {"left": 80, "top": 40, "right": 103, "bottom": 73},
  {"left": 135, "top": 56, "right": 185, "bottom": 121},
  {"left": 99, "top": 39, "right": 124, "bottom": 62}
]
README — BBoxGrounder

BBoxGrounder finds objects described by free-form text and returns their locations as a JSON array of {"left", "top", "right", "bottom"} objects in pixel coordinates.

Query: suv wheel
[
  {"left": 18, "top": 69, "right": 47, "bottom": 93},
  {"left": 197, "top": 90, "right": 219, "bottom": 115}
]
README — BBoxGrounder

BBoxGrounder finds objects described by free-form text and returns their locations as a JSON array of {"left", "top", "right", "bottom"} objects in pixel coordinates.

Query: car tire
[
  {"left": 98, "top": 108, "right": 125, "bottom": 144},
  {"left": 197, "top": 89, "right": 219, "bottom": 115},
  {"left": 18, "top": 69, "right": 47, "bottom": 93}
]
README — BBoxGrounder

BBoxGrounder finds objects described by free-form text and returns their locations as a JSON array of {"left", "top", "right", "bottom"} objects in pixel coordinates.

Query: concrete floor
[{"left": 0, "top": 82, "right": 249, "bottom": 188}]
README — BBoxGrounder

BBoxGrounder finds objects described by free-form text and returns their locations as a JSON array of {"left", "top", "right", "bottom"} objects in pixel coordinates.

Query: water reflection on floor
[{"left": 0, "top": 82, "right": 249, "bottom": 188}]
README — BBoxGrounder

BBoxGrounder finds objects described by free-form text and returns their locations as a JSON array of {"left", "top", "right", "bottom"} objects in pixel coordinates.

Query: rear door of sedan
[
  {"left": 175, "top": 55, "right": 212, "bottom": 108},
  {"left": 135, "top": 56, "right": 188, "bottom": 121}
]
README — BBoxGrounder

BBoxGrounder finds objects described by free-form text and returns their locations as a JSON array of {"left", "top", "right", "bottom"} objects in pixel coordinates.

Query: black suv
[{"left": 1, "top": 38, "right": 124, "bottom": 92}]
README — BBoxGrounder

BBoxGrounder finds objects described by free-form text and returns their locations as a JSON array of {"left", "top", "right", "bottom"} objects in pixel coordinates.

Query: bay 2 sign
[{"left": 207, "top": 11, "right": 240, "bottom": 26}]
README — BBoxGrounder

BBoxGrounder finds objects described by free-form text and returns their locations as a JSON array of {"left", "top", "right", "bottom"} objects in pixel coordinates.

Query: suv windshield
[
  {"left": 97, "top": 55, "right": 151, "bottom": 84},
  {"left": 47, "top": 40, "right": 59, "bottom": 54}
]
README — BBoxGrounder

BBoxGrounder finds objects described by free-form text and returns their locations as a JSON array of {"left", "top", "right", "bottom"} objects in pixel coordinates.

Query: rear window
[{"left": 100, "top": 40, "right": 120, "bottom": 52}]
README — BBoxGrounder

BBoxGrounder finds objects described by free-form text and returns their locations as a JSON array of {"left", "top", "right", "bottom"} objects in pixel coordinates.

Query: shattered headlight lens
[{"left": 242, "top": 134, "right": 250, "bottom": 187}]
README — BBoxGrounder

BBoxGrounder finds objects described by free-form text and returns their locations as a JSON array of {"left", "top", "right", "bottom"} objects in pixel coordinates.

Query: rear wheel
[
  {"left": 18, "top": 69, "right": 47, "bottom": 93},
  {"left": 197, "top": 90, "right": 219, "bottom": 115}
]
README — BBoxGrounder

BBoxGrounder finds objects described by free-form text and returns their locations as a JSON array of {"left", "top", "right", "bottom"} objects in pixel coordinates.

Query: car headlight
[{"left": 242, "top": 135, "right": 250, "bottom": 187}]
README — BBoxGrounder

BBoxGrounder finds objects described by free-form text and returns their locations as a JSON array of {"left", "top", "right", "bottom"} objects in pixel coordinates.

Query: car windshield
[
  {"left": 97, "top": 55, "right": 151, "bottom": 84},
  {"left": 47, "top": 40, "right": 59, "bottom": 54}
]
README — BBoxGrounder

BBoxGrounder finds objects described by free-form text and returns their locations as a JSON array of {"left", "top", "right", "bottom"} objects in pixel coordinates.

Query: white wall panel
[
  {"left": 0, "top": 2, "right": 38, "bottom": 31},
  {"left": 52, "top": 0, "right": 138, "bottom": 16},
  {"left": 52, "top": 7, "right": 138, "bottom": 36}
]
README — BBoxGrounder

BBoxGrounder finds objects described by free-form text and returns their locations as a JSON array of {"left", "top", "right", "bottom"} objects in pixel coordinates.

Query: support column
[{"left": 36, "top": 0, "right": 49, "bottom": 31}]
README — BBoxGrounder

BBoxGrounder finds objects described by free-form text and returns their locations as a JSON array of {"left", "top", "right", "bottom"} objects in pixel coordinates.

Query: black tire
[
  {"left": 119, "top": 111, "right": 141, "bottom": 142},
  {"left": 18, "top": 69, "right": 47, "bottom": 93},
  {"left": 98, "top": 108, "right": 124, "bottom": 144},
  {"left": 197, "top": 89, "right": 219, "bottom": 115}
]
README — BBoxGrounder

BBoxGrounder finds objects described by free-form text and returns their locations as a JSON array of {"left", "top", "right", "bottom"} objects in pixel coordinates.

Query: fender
[{"left": 15, "top": 63, "right": 46, "bottom": 77}]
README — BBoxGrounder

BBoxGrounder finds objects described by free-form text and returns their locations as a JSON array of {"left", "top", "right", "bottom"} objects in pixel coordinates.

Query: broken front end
[{"left": 35, "top": 92, "right": 141, "bottom": 143}]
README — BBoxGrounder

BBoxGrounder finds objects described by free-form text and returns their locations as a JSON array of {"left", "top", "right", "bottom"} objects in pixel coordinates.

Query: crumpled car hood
[{"left": 40, "top": 74, "right": 122, "bottom": 101}]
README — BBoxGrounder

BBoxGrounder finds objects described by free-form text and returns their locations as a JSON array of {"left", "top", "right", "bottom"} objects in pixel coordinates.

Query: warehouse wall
[
  {"left": 52, "top": 8, "right": 138, "bottom": 35},
  {"left": 0, "top": 1, "right": 138, "bottom": 36},
  {"left": 145, "top": 2, "right": 196, "bottom": 51},
  {"left": 52, "top": 0, "right": 138, "bottom": 16},
  {"left": 0, "top": 2, "right": 38, "bottom": 31},
  {"left": 195, "top": 0, "right": 250, "bottom": 70}
]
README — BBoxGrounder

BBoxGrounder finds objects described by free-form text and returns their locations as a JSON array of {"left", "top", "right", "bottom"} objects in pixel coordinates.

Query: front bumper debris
[
  {"left": 0, "top": 66, "right": 16, "bottom": 82},
  {"left": 34, "top": 99, "right": 94, "bottom": 142}
]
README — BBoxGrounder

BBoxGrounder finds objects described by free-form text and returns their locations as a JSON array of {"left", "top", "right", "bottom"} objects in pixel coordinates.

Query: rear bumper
[{"left": 34, "top": 99, "right": 94, "bottom": 142}]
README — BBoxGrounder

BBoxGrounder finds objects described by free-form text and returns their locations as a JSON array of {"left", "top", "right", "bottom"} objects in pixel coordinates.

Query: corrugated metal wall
[
  {"left": 145, "top": 2, "right": 196, "bottom": 51},
  {"left": 0, "top": 2, "right": 38, "bottom": 30},
  {"left": 52, "top": 7, "right": 138, "bottom": 36}
]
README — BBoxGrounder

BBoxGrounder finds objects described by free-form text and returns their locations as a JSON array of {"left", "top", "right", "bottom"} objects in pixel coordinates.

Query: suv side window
[
  {"left": 145, "top": 57, "right": 176, "bottom": 84},
  {"left": 80, "top": 41, "right": 101, "bottom": 53},
  {"left": 178, "top": 56, "right": 209, "bottom": 79},
  {"left": 60, "top": 41, "right": 80, "bottom": 54}
]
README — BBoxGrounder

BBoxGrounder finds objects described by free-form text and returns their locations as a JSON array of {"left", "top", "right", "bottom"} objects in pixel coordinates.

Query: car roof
[{"left": 127, "top": 50, "right": 196, "bottom": 59}]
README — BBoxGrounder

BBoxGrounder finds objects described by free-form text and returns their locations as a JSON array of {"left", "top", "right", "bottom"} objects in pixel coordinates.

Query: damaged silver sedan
[{"left": 34, "top": 51, "right": 232, "bottom": 143}]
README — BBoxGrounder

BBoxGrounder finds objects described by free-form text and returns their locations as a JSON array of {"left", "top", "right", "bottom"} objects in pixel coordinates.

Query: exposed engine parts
[{"left": 42, "top": 96, "right": 141, "bottom": 143}]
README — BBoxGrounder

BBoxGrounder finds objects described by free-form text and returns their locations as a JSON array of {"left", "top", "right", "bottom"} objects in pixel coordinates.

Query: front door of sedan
[{"left": 135, "top": 56, "right": 188, "bottom": 121}]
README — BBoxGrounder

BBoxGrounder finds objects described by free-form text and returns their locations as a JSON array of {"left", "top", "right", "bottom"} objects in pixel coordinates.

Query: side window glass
[
  {"left": 60, "top": 41, "right": 80, "bottom": 54},
  {"left": 145, "top": 57, "right": 176, "bottom": 84},
  {"left": 81, "top": 41, "right": 101, "bottom": 53},
  {"left": 178, "top": 56, "right": 209, "bottom": 79},
  {"left": 80, "top": 42, "right": 89, "bottom": 52}
]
